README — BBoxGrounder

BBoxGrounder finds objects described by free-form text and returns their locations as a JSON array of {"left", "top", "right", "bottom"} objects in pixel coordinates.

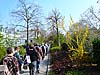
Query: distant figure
[
  {"left": 44, "top": 43, "right": 49, "bottom": 55},
  {"left": 14, "top": 46, "right": 23, "bottom": 73},
  {"left": 41, "top": 44, "right": 46, "bottom": 59},
  {"left": 3, "top": 47, "right": 19, "bottom": 75}
]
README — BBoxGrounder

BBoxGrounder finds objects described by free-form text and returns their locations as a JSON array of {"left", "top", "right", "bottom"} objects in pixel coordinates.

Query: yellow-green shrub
[{"left": 50, "top": 46, "right": 61, "bottom": 53}]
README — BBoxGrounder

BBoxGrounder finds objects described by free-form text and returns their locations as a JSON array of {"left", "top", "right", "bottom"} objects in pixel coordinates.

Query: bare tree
[
  {"left": 81, "top": 6, "right": 100, "bottom": 29},
  {"left": 47, "top": 8, "right": 62, "bottom": 45},
  {"left": 11, "top": 0, "right": 41, "bottom": 45}
]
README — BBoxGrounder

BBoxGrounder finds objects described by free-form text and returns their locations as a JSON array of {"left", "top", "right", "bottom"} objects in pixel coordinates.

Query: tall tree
[
  {"left": 81, "top": 6, "right": 100, "bottom": 29},
  {"left": 11, "top": 0, "right": 41, "bottom": 45},
  {"left": 47, "top": 8, "right": 62, "bottom": 46}
]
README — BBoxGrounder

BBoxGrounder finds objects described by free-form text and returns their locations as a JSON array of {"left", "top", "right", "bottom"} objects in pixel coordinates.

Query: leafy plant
[
  {"left": 65, "top": 71, "right": 85, "bottom": 75},
  {"left": 48, "top": 70, "right": 55, "bottom": 75},
  {"left": 50, "top": 46, "right": 61, "bottom": 52},
  {"left": 92, "top": 38, "right": 100, "bottom": 69},
  {"left": 19, "top": 46, "right": 26, "bottom": 56},
  {"left": 61, "top": 16, "right": 89, "bottom": 66},
  {"left": 0, "top": 33, "right": 6, "bottom": 60},
  {"left": 33, "top": 36, "right": 44, "bottom": 45},
  {"left": 0, "top": 47, "right": 6, "bottom": 60}
]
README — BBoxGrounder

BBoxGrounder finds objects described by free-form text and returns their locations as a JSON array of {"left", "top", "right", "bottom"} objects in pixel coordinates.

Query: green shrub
[
  {"left": 48, "top": 71, "right": 55, "bottom": 75},
  {"left": 65, "top": 71, "right": 85, "bottom": 75},
  {"left": 50, "top": 46, "right": 61, "bottom": 53},
  {"left": 92, "top": 38, "right": 100, "bottom": 69},
  {"left": 19, "top": 46, "right": 26, "bottom": 56},
  {"left": 0, "top": 47, "right": 6, "bottom": 60}
]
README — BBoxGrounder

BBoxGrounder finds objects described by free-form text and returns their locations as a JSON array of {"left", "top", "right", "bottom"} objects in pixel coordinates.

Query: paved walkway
[{"left": 20, "top": 54, "right": 49, "bottom": 75}]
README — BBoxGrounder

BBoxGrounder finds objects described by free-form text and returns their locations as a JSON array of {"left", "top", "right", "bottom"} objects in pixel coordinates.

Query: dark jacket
[{"left": 28, "top": 49, "right": 38, "bottom": 62}]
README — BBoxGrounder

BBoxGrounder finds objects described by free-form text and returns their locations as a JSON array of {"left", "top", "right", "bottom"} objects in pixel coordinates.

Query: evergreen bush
[{"left": 92, "top": 38, "right": 100, "bottom": 70}]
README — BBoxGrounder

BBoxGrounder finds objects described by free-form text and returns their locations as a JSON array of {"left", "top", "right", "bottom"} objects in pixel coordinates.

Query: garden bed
[{"left": 49, "top": 50, "right": 100, "bottom": 75}]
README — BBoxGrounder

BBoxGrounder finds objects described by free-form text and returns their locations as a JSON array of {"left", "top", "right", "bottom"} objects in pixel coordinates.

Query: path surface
[{"left": 20, "top": 54, "right": 49, "bottom": 75}]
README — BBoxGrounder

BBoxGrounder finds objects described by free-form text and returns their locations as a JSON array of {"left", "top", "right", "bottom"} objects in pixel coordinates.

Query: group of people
[
  {"left": 0, "top": 43, "right": 49, "bottom": 75},
  {"left": 24, "top": 43, "right": 49, "bottom": 75}
]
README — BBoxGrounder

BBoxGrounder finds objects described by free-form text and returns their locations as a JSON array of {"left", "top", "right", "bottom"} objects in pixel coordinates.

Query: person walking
[
  {"left": 14, "top": 46, "right": 23, "bottom": 73},
  {"left": 3, "top": 47, "right": 19, "bottom": 75},
  {"left": 34, "top": 44, "right": 43, "bottom": 73},
  {"left": 41, "top": 43, "right": 46, "bottom": 59},
  {"left": 28, "top": 44, "right": 39, "bottom": 75},
  {"left": 23, "top": 45, "right": 29, "bottom": 66}
]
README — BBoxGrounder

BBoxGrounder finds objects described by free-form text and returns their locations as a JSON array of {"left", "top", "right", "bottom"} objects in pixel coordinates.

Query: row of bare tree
[{"left": 9, "top": 0, "right": 62, "bottom": 45}]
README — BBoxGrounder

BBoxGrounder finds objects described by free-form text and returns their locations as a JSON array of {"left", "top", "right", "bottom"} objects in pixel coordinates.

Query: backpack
[
  {"left": 35, "top": 46, "right": 42, "bottom": 56},
  {"left": 28, "top": 48, "right": 39, "bottom": 62}
]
